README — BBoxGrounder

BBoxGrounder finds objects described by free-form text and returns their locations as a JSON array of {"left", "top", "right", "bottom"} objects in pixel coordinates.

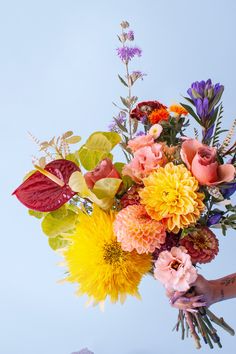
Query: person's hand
[{"left": 167, "top": 275, "right": 215, "bottom": 312}]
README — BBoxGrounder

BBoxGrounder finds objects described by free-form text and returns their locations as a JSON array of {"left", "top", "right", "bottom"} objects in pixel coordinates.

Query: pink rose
[
  {"left": 122, "top": 143, "right": 166, "bottom": 183},
  {"left": 128, "top": 134, "right": 154, "bottom": 152},
  {"left": 154, "top": 246, "right": 197, "bottom": 292},
  {"left": 180, "top": 139, "right": 235, "bottom": 186},
  {"left": 84, "top": 158, "right": 121, "bottom": 189}
]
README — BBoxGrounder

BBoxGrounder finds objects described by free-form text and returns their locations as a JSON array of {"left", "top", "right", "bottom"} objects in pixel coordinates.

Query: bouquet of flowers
[{"left": 13, "top": 21, "right": 236, "bottom": 349}]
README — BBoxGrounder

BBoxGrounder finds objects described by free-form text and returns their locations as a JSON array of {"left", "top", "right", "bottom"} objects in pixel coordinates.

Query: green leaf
[
  {"left": 183, "top": 96, "right": 194, "bottom": 105},
  {"left": 86, "top": 133, "right": 112, "bottom": 152},
  {"left": 120, "top": 96, "right": 130, "bottom": 109},
  {"left": 78, "top": 147, "right": 108, "bottom": 170},
  {"left": 114, "top": 162, "right": 125, "bottom": 175},
  {"left": 41, "top": 210, "right": 77, "bottom": 237},
  {"left": 132, "top": 118, "right": 139, "bottom": 134},
  {"left": 100, "top": 132, "right": 122, "bottom": 148},
  {"left": 69, "top": 171, "right": 91, "bottom": 197},
  {"left": 48, "top": 235, "right": 69, "bottom": 251},
  {"left": 118, "top": 74, "right": 128, "bottom": 87},
  {"left": 92, "top": 178, "right": 122, "bottom": 199},
  {"left": 77, "top": 132, "right": 112, "bottom": 170},
  {"left": 50, "top": 205, "right": 68, "bottom": 219},
  {"left": 180, "top": 103, "right": 202, "bottom": 125},
  {"left": 28, "top": 209, "right": 45, "bottom": 219},
  {"left": 62, "top": 131, "right": 74, "bottom": 139},
  {"left": 208, "top": 86, "right": 224, "bottom": 113},
  {"left": 114, "top": 117, "right": 128, "bottom": 133},
  {"left": 65, "top": 135, "right": 81, "bottom": 144},
  {"left": 65, "top": 153, "right": 80, "bottom": 167}
]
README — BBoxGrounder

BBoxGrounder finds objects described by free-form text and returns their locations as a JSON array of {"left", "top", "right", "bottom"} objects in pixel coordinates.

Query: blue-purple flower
[
  {"left": 187, "top": 79, "right": 224, "bottom": 123},
  {"left": 207, "top": 213, "right": 222, "bottom": 226},
  {"left": 221, "top": 182, "right": 236, "bottom": 199},
  {"left": 108, "top": 111, "right": 126, "bottom": 132},
  {"left": 117, "top": 46, "right": 142, "bottom": 62}
]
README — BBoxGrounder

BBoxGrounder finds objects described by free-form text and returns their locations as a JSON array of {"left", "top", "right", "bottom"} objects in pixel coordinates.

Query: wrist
[{"left": 208, "top": 280, "right": 223, "bottom": 305}]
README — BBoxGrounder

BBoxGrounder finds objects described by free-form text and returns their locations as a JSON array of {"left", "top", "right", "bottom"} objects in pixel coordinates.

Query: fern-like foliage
[
  {"left": 220, "top": 118, "right": 236, "bottom": 154},
  {"left": 212, "top": 104, "right": 224, "bottom": 147}
]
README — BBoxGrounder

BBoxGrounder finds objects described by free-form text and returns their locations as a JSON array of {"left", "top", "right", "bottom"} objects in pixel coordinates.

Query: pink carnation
[
  {"left": 123, "top": 143, "right": 165, "bottom": 182},
  {"left": 154, "top": 246, "right": 197, "bottom": 292},
  {"left": 128, "top": 134, "right": 154, "bottom": 152}
]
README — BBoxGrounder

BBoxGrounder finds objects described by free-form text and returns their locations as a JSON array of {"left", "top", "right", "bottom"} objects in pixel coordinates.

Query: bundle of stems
[{"left": 173, "top": 307, "right": 235, "bottom": 349}]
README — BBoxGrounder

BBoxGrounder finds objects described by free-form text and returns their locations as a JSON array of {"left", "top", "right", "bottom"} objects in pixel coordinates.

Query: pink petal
[
  {"left": 208, "top": 164, "right": 235, "bottom": 185},
  {"left": 180, "top": 139, "right": 202, "bottom": 169}
]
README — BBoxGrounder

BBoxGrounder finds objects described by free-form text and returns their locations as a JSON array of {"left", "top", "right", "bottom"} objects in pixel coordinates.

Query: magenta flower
[{"left": 117, "top": 46, "right": 142, "bottom": 62}]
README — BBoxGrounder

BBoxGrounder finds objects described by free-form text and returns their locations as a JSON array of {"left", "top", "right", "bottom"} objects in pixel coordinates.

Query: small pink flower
[
  {"left": 123, "top": 144, "right": 166, "bottom": 182},
  {"left": 148, "top": 124, "right": 163, "bottom": 139},
  {"left": 128, "top": 134, "right": 154, "bottom": 152},
  {"left": 180, "top": 139, "right": 235, "bottom": 186},
  {"left": 84, "top": 158, "right": 120, "bottom": 189},
  {"left": 154, "top": 246, "right": 197, "bottom": 292}
]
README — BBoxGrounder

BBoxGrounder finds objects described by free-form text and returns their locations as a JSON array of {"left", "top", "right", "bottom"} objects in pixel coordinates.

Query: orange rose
[
  {"left": 180, "top": 139, "right": 235, "bottom": 186},
  {"left": 84, "top": 158, "right": 121, "bottom": 189}
]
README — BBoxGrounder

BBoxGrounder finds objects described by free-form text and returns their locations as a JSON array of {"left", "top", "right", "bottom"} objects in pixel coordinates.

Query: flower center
[
  {"left": 162, "top": 189, "right": 179, "bottom": 204},
  {"left": 170, "top": 259, "right": 181, "bottom": 271},
  {"left": 103, "top": 241, "right": 126, "bottom": 265}
]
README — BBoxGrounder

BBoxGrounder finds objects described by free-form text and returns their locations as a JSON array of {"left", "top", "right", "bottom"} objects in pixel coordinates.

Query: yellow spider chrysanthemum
[
  {"left": 139, "top": 163, "right": 205, "bottom": 233},
  {"left": 63, "top": 206, "right": 151, "bottom": 304}
]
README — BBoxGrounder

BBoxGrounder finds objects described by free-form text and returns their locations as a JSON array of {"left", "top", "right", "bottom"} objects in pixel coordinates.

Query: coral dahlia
[{"left": 113, "top": 204, "right": 166, "bottom": 254}]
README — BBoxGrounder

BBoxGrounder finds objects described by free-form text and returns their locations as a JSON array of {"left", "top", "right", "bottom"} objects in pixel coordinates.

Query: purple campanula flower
[
  {"left": 117, "top": 46, "right": 142, "bottom": 62},
  {"left": 108, "top": 111, "right": 126, "bottom": 132},
  {"left": 207, "top": 213, "right": 222, "bottom": 226},
  {"left": 221, "top": 182, "right": 236, "bottom": 199},
  {"left": 187, "top": 79, "right": 224, "bottom": 123},
  {"left": 127, "top": 30, "right": 134, "bottom": 41}
]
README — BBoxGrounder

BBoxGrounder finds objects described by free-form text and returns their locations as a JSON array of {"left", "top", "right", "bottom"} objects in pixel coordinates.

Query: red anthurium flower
[{"left": 13, "top": 159, "right": 80, "bottom": 212}]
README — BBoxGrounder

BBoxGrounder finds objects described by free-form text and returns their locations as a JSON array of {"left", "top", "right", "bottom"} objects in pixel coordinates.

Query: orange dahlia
[
  {"left": 179, "top": 226, "right": 219, "bottom": 264},
  {"left": 169, "top": 104, "right": 188, "bottom": 116},
  {"left": 113, "top": 204, "right": 166, "bottom": 254},
  {"left": 148, "top": 108, "right": 169, "bottom": 124}
]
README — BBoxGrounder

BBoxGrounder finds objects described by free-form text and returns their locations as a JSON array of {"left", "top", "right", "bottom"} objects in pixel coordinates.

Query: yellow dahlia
[
  {"left": 63, "top": 206, "right": 151, "bottom": 304},
  {"left": 113, "top": 204, "right": 166, "bottom": 254},
  {"left": 139, "top": 163, "right": 205, "bottom": 233}
]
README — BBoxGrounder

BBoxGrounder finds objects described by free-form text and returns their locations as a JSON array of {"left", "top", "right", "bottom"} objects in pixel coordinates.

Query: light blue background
[{"left": 1, "top": 0, "right": 236, "bottom": 353}]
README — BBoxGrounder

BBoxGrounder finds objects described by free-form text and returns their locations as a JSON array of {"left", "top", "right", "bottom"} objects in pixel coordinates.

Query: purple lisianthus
[
  {"left": 117, "top": 46, "right": 142, "bottom": 62},
  {"left": 187, "top": 79, "right": 224, "bottom": 123},
  {"left": 108, "top": 111, "right": 126, "bottom": 132},
  {"left": 207, "top": 213, "right": 222, "bottom": 226}
]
